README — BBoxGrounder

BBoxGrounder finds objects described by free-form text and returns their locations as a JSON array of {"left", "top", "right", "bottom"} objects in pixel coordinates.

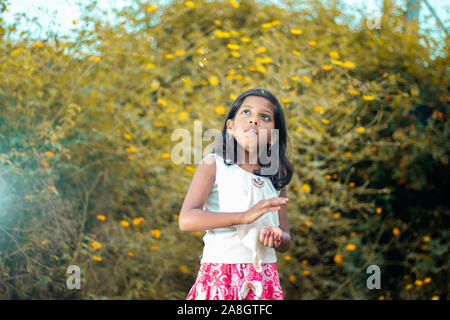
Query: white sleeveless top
[{"left": 200, "top": 152, "right": 281, "bottom": 271}]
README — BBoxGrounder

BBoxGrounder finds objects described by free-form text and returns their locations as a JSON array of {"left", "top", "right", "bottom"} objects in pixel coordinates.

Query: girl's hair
[{"left": 213, "top": 87, "right": 293, "bottom": 191}]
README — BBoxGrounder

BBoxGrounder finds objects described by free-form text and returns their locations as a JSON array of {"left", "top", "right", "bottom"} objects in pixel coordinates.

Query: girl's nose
[{"left": 250, "top": 119, "right": 258, "bottom": 125}]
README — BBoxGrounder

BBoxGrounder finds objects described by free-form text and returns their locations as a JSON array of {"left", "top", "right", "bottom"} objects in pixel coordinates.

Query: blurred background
[{"left": 0, "top": 0, "right": 448, "bottom": 299}]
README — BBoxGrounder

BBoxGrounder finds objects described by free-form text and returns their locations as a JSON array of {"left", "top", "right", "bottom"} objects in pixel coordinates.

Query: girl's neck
[{"left": 236, "top": 150, "right": 261, "bottom": 172}]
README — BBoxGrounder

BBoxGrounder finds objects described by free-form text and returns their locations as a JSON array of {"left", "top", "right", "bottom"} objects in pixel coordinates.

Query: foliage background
[{"left": 0, "top": 0, "right": 448, "bottom": 299}]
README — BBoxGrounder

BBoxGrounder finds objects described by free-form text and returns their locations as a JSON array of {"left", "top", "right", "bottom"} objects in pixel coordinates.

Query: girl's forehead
[{"left": 240, "top": 96, "right": 275, "bottom": 113}]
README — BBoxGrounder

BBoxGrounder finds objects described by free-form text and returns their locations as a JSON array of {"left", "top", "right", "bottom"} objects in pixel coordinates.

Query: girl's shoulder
[{"left": 199, "top": 153, "right": 218, "bottom": 183}]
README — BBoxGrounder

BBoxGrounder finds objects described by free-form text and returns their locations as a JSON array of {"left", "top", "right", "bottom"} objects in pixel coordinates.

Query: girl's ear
[{"left": 226, "top": 119, "right": 233, "bottom": 131}]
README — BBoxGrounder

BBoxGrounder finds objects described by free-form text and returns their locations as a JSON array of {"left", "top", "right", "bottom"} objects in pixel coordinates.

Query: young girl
[{"left": 179, "top": 88, "right": 293, "bottom": 300}]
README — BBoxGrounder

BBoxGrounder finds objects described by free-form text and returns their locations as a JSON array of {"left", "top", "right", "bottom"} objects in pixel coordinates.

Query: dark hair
[{"left": 213, "top": 87, "right": 293, "bottom": 191}]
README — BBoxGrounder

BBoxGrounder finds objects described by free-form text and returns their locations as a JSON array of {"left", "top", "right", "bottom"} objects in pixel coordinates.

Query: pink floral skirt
[{"left": 186, "top": 263, "right": 284, "bottom": 300}]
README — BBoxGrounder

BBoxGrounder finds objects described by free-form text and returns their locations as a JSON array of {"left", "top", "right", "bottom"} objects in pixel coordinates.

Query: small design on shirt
[{"left": 251, "top": 177, "right": 265, "bottom": 188}]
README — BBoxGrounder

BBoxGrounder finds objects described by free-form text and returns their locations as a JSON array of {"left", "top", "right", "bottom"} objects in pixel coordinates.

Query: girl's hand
[
  {"left": 240, "top": 197, "right": 288, "bottom": 225},
  {"left": 259, "top": 226, "right": 284, "bottom": 248}
]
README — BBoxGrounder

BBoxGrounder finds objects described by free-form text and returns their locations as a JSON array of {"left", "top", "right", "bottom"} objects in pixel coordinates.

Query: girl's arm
[
  {"left": 275, "top": 186, "right": 291, "bottom": 252},
  {"left": 179, "top": 156, "right": 243, "bottom": 231}
]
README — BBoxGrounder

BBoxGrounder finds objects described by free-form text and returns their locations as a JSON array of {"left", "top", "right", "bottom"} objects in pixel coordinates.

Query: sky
[{"left": 2, "top": 0, "right": 448, "bottom": 56}]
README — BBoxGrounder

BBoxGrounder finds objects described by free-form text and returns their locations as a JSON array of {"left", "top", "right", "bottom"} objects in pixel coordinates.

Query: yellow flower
[
  {"left": 376, "top": 207, "right": 383, "bottom": 214},
  {"left": 186, "top": 166, "right": 196, "bottom": 172},
  {"left": 213, "top": 20, "right": 221, "bottom": 26},
  {"left": 261, "top": 22, "right": 272, "bottom": 29},
  {"left": 314, "top": 106, "right": 325, "bottom": 114},
  {"left": 305, "top": 220, "right": 313, "bottom": 227},
  {"left": 185, "top": 1, "right": 195, "bottom": 7},
  {"left": 123, "top": 133, "right": 131, "bottom": 140},
  {"left": 308, "top": 41, "right": 317, "bottom": 46},
  {"left": 424, "top": 277, "right": 431, "bottom": 283},
  {"left": 392, "top": 228, "right": 400, "bottom": 236},
  {"left": 332, "top": 213, "right": 340, "bottom": 219},
  {"left": 125, "top": 147, "right": 136, "bottom": 153},
  {"left": 178, "top": 112, "right": 189, "bottom": 121},
  {"left": 165, "top": 53, "right": 175, "bottom": 59},
  {"left": 271, "top": 20, "right": 280, "bottom": 26},
  {"left": 288, "top": 275, "right": 295, "bottom": 282},
  {"left": 128, "top": 252, "right": 133, "bottom": 256},
  {"left": 146, "top": 5, "right": 158, "bottom": 12},
  {"left": 132, "top": 217, "right": 144, "bottom": 226},
  {"left": 179, "top": 266, "right": 189, "bottom": 273},
  {"left": 257, "top": 46, "right": 267, "bottom": 53},
  {"left": 322, "top": 65, "right": 333, "bottom": 71},
  {"left": 296, "top": 127, "right": 303, "bottom": 133},
  {"left": 120, "top": 220, "right": 130, "bottom": 227},
  {"left": 301, "top": 184, "right": 311, "bottom": 193},
  {"left": 334, "top": 254, "right": 343, "bottom": 263},
  {"left": 405, "top": 284, "right": 413, "bottom": 290},
  {"left": 431, "top": 296, "right": 439, "bottom": 300},
  {"left": 331, "top": 60, "right": 342, "bottom": 65},
  {"left": 303, "top": 270, "right": 310, "bottom": 276},
  {"left": 344, "top": 152, "right": 352, "bottom": 157},
  {"left": 356, "top": 126, "right": 365, "bottom": 133},
  {"left": 166, "top": 108, "right": 177, "bottom": 112},
  {"left": 303, "top": 76, "right": 312, "bottom": 83},
  {"left": 292, "top": 50, "right": 301, "bottom": 56},
  {"left": 157, "top": 98, "right": 167, "bottom": 106},
  {"left": 215, "top": 105, "right": 227, "bottom": 115},
  {"left": 329, "top": 51, "right": 339, "bottom": 58},
  {"left": 151, "top": 229, "right": 161, "bottom": 239},
  {"left": 290, "top": 28, "right": 302, "bottom": 35},
  {"left": 175, "top": 50, "right": 185, "bottom": 56},
  {"left": 230, "top": 0, "right": 240, "bottom": 8},
  {"left": 301, "top": 259, "right": 308, "bottom": 265},
  {"left": 378, "top": 296, "right": 385, "bottom": 300},
  {"left": 45, "top": 151, "right": 54, "bottom": 157},
  {"left": 256, "top": 65, "right": 267, "bottom": 73},
  {"left": 255, "top": 57, "right": 272, "bottom": 64},
  {"left": 281, "top": 98, "right": 290, "bottom": 103},
  {"left": 230, "top": 51, "right": 240, "bottom": 58},
  {"left": 33, "top": 41, "right": 44, "bottom": 47},
  {"left": 208, "top": 75, "right": 220, "bottom": 86},
  {"left": 321, "top": 119, "right": 330, "bottom": 124},
  {"left": 342, "top": 61, "right": 356, "bottom": 68},
  {"left": 227, "top": 43, "right": 240, "bottom": 50},
  {"left": 414, "top": 279, "right": 423, "bottom": 286},
  {"left": 363, "top": 95, "right": 375, "bottom": 101},
  {"left": 423, "top": 235, "right": 431, "bottom": 242},
  {"left": 346, "top": 243, "right": 356, "bottom": 251},
  {"left": 96, "top": 215, "right": 106, "bottom": 221},
  {"left": 348, "top": 89, "right": 359, "bottom": 95},
  {"left": 284, "top": 255, "right": 291, "bottom": 261},
  {"left": 90, "top": 56, "right": 101, "bottom": 62},
  {"left": 91, "top": 242, "right": 102, "bottom": 250},
  {"left": 92, "top": 255, "right": 102, "bottom": 261},
  {"left": 150, "top": 245, "right": 159, "bottom": 251},
  {"left": 145, "top": 63, "right": 155, "bottom": 69},
  {"left": 240, "top": 37, "right": 251, "bottom": 42}
]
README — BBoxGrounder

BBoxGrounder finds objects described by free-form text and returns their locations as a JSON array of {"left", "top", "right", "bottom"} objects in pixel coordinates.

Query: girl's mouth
[{"left": 244, "top": 128, "right": 258, "bottom": 135}]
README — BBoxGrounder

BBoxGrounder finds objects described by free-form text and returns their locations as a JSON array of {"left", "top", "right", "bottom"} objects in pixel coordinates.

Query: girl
[{"left": 179, "top": 88, "right": 293, "bottom": 300}]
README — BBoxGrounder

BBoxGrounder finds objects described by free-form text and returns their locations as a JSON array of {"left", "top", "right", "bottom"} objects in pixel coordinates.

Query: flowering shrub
[{"left": 0, "top": 0, "right": 447, "bottom": 299}]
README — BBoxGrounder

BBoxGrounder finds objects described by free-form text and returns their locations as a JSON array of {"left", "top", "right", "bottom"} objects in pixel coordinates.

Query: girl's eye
[
  {"left": 262, "top": 114, "right": 270, "bottom": 120},
  {"left": 243, "top": 109, "right": 250, "bottom": 114}
]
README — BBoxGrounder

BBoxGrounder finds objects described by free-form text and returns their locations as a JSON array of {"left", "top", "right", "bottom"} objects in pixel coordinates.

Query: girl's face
[{"left": 226, "top": 95, "right": 278, "bottom": 159}]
